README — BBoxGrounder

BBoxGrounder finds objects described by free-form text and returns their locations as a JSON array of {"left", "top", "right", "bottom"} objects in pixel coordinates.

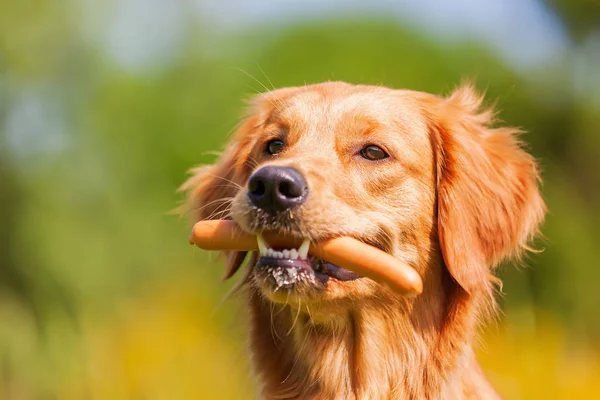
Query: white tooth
[
  {"left": 298, "top": 239, "right": 310, "bottom": 260},
  {"left": 257, "top": 235, "right": 268, "bottom": 256},
  {"left": 283, "top": 249, "right": 290, "bottom": 258},
  {"left": 289, "top": 249, "right": 298, "bottom": 259},
  {"left": 267, "top": 248, "right": 273, "bottom": 257},
  {"left": 276, "top": 251, "right": 283, "bottom": 259}
]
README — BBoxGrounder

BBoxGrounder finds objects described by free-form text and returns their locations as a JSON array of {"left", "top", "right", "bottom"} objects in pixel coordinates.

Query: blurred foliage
[
  {"left": 1, "top": 0, "right": 600, "bottom": 398},
  {"left": 544, "top": 0, "right": 600, "bottom": 40}
]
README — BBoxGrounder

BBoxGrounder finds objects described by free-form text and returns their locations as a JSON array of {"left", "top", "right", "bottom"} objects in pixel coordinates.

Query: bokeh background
[{"left": 1, "top": 0, "right": 600, "bottom": 398}]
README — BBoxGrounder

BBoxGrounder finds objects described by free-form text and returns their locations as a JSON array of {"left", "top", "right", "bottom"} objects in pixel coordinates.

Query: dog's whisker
[
  {"left": 242, "top": 83, "right": 263, "bottom": 96},
  {"left": 286, "top": 300, "right": 302, "bottom": 336},
  {"left": 236, "top": 68, "right": 271, "bottom": 93},
  {"left": 281, "top": 318, "right": 311, "bottom": 385},
  {"left": 273, "top": 301, "right": 287, "bottom": 317},
  {"left": 254, "top": 64, "right": 286, "bottom": 110},
  {"left": 191, "top": 197, "right": 234, "bottom": 214},
  {"left": 205, "top": 184, "right": 243, "bottom": 191},
  {"left": 269, "top": 301, "right": 281, "bottom": 343},
  {"left": 203, "top": 173, "right": 243, "bottom": 189},
  {"left": 205, "top": 209, "right": 232, "bottom": 222},
  {"left": 204, "top": 202, "right": 233, "bottom": 221},
  {"left": 246, "top": 156, "right": 260, "bottom": 170},
  {"left": 256, "top": 63, "right": 276, "bottom": 91},
  {"left": 304, "top": 304, "right": 315, "bottom": 325},
  {"left": 234, "top": 68, "right": 285, "bottom": 111},
  {"left": 206, "top": 204, "right": 231, "bottom": 219},
  {"left": 284, "top": 291, "right": 291, "bottom": 309}
]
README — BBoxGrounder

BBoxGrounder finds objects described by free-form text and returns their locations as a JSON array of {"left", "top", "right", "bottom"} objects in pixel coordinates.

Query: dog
[{"left": 182, "top": 82, "right": 545, "bottom": 399}]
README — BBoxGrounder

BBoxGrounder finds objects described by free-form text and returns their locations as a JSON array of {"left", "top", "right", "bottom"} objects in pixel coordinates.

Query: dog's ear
[
  {"left": 429, "top": 84, "right": 546, "bottom": 294},
  {"left": 180, "top": 112, "right": 260, "bottom": 279}
]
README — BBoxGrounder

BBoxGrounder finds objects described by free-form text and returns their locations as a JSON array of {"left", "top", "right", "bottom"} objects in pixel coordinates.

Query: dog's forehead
[
  {"left": 255, "top": 84, "right": 434, "bottom": 175},
  {"left": 265, "top": 84, "right": 429, "bottom": 140}
]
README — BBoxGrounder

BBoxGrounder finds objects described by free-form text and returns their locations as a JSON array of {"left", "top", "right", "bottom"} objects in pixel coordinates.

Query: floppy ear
[
  {"left": 180, "top": 114, "right": 259, "bottom": 279},
  {"left": 430, "top": 84, "right": 546, "bottom": 294}
]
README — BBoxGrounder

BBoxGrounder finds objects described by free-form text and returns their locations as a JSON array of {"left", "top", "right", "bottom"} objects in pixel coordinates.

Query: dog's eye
[
  {"left": 360, "top": 145, "right": 388, "bottom": 161},
  {"left": 266, "top": 139, "right": 285, "bottom": 155}
]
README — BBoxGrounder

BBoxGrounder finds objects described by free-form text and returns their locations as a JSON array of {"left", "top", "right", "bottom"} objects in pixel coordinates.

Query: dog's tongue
[{"left": 322, "top": 263, "right": 360, "bottom": 281}]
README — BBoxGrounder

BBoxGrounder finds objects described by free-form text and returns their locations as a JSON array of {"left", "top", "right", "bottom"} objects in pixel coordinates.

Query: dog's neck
[{"left": 246, "top": 271, "right": 500, "bottom": 400}]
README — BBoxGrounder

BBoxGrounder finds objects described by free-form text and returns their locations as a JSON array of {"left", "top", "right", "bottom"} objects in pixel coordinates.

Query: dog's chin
[{"left": 252, "top": 255, "right": 361, "bottom": 304}]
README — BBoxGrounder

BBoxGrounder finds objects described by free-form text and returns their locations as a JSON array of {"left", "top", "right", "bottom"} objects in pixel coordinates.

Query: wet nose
[{"left": 247, "top": 166, "right": 308, "bottom": 213}]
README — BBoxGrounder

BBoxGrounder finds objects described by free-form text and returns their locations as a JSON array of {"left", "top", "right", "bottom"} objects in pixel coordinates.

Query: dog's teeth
[
  {"left": 298, "top": 239, "right": 310, "bottom": 260},
  {"left": 260, "top": 240, "right": 308, "bottom": 260},
  {"left": 257, "top": 235, "right": 268, "bottom": 256}
]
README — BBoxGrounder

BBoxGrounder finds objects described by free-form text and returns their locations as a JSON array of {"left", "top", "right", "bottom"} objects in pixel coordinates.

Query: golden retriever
[{"left": 182, "top": 82, "right": 545, "bottom": 399}]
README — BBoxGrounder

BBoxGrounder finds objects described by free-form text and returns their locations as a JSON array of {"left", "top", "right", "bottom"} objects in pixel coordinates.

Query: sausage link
[{"left": 189, "top": 220, "right": 423, "bottom": 296}]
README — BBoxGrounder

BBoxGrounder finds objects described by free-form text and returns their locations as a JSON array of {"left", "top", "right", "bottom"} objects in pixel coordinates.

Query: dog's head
[{"left": 183, "top": 82, "right": 545, "bottom": 311}]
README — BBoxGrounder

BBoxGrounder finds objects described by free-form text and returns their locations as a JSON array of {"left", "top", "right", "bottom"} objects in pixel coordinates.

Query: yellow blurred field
[{"left": 3, "top": 270, "right": 598, "bottom": 399}]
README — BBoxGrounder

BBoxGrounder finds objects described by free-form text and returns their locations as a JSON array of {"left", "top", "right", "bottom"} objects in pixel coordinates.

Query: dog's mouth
[{"left": 254, "top": 234, "right": 361, "bottom": 290}]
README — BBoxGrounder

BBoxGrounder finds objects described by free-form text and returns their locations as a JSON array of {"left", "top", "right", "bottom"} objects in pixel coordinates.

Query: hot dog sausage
[{"left": 189, "top": 220, "right": 423, "bottom": 296}]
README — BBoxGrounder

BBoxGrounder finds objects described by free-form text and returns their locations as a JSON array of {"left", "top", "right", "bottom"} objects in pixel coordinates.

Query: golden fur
[{"left": 182, "top": 82, "right": 545, "bottom": 399}]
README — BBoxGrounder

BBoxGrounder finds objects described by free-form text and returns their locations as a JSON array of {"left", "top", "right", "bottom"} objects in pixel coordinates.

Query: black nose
[{"left": 247, "top": 166, "right": 308, "bottom": 213}]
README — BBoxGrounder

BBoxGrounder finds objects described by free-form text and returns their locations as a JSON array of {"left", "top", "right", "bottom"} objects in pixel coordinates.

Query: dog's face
[
  {"left": 229, "top": 85, "right": 436, "bottom": 305},
  {"left": 185, "top": 82, "right": 544, "bottom": 314}
]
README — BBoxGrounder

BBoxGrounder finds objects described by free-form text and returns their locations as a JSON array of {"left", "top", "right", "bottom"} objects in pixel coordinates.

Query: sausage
[
  {"left": 189, "top": 220, "right": 423, "bottom": 296},
  {"left": 308, "top": 237, "right": 423, "bottom": 296}
]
